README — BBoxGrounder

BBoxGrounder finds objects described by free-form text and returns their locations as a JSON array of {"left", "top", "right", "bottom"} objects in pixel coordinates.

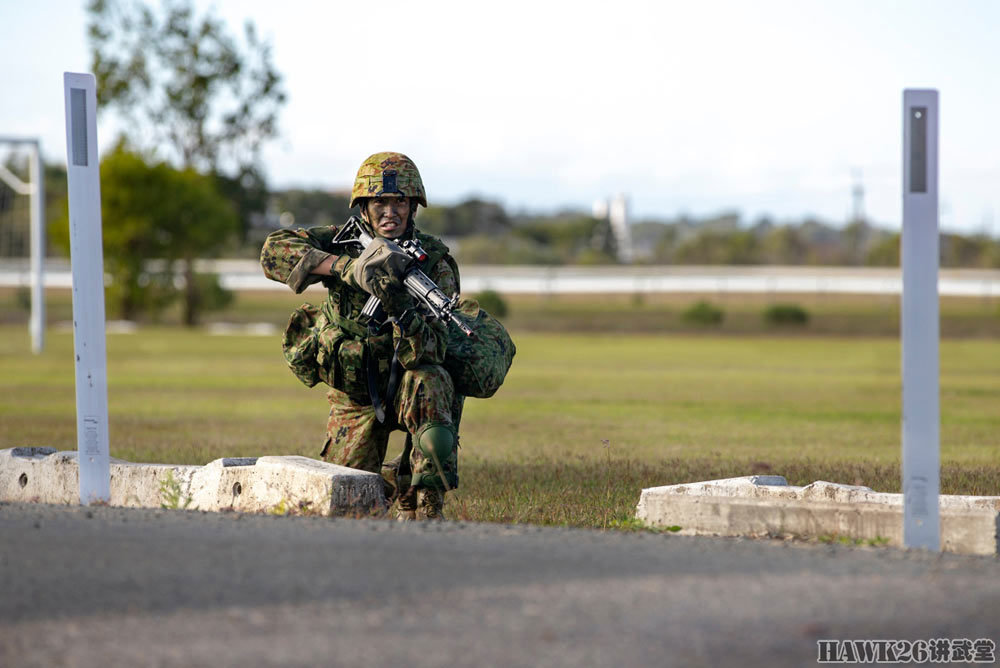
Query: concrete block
[
  {"left": 636, "top": 476, "right": 1000, "bottom": 556},
  {"left": 0, "top": 448, "right": 386, "bottom": 516}
]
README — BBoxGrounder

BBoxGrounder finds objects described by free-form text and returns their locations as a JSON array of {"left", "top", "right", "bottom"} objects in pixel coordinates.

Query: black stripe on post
[
  {"left": 909, "top": 106, "right": 927, "bottom": 193},
  {"left": 71, "top": 88, "right": 88, "bottom": 167}
]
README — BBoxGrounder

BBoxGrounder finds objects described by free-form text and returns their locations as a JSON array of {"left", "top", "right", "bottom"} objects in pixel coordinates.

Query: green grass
[
  {"left": 499, "top": 292, "right": 1000, "bottom": 338},
  {"left": 5, "top": 286, "right": 1000, "bottom": 337},
  {"left": 2, "top": 309, "right": 999, "bottom": 528}
]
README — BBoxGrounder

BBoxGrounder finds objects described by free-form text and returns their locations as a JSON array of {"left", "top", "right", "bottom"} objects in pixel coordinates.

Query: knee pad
[
  {"left": 412, "top": 422, "right": 457, "bottom": 490},
  {"left": 414, "top": 422, "right": 455, "bottom": 465}
]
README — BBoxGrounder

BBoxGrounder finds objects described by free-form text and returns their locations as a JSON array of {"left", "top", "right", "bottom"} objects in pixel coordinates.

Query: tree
[
  {"left": 417, "top": 198, "right": 511, "bottom": 238},
  {"left": 760, "top": 225, "right": 807, "bottom": 265},
  {"left": 269, "top": 188, "right": 353, "bottom": 230},
  {"left": 512, "top": 215, "right": 607, "bottom": 263},
  {"left": 87, "top": 0, "right": 285, "bottom": 176},
  {"left": 865, "top": 233, "right": 900, "bottom": 267},
  {"left": 87, "top": 0, "right": 285, "bottom": 323},
  {"left": 97, "top": 147, "right": 237, "bottom": 323},
  {"left": 214, "top": 165, "right": 271, "bottom": 245},
  {"left": 941, "top": 233, "right": 995, "bottom": 268},
  {"left": 842, "top": 220, "right": 871, "bottom": 265},
  {"left": 672, "top": 229, "right": 759, "bottom": 265}
]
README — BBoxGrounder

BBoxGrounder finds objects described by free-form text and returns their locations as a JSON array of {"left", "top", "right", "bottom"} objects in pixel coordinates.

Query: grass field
[
  {"left": 4, "top": 285, "right": 1000, "bottom": 337},
  {"left": 2, "top": 289, "right": 999, "bottom": 528}
]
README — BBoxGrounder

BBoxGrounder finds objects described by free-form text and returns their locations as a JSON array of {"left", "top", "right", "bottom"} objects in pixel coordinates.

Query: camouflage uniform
[{"left": 260, "top": 154, "right": 462, "bottom": 519}]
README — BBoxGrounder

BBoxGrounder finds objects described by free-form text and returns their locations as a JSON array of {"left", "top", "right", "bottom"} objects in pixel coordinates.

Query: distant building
[
  {"left": 591, "top": 199, "right": 609, "bottom": 220},
  {"left": 592, "top": 193, "right": 633, "bottom": 263}
]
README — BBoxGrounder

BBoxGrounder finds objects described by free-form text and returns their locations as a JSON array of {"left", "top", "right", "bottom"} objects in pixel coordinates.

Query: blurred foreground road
[{"left": 1, "top": 502, "right": 999, "bottom": 667}]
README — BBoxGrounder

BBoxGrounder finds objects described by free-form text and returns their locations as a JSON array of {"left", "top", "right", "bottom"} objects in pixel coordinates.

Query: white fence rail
[{"left": 2, "top": 259, "right": 999, "bottom": 297}]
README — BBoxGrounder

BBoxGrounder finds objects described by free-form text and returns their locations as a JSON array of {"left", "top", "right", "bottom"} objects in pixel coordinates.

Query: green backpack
[
  {"left": 442, "top": 299, "right": 516, "bottom": 399},
  {"left": 281, "top": 303, "right": 323, "bottom": 388},
  {"left": 283, "top": 298, "right": 515, "bottom": 399}
]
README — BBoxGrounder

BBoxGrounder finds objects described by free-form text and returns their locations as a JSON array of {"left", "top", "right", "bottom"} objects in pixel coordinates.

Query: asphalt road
[{"left": 2, "top": 502, "right": 998, "bottom": 667}]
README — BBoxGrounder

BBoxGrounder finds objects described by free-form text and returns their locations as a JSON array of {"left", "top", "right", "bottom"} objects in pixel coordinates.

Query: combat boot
[
  {"left": 396, "top": 486, "right": 418, "bottom": 521},
  {"left": 416, "top": 488, "right": 445, "bottom": 520},
  {"left": 380, "top": 454, "right": 403, "bottom": 502}
]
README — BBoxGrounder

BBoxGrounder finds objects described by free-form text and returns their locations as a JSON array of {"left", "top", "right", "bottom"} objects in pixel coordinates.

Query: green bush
[
  {"left": 453, "top": 234, "right": 560, "bottom": 264},
  {"left": 15, "top": 287, "right": 31, "bottom": 312},
  {"left": 681, "top": 300, "right": 725, "bottom": 326},
  {"left": 193, "top": 273, "right": 235, "bottom": 312},
  {"left": 107, "top": 271, "right": 178, "bottom": 322},
  {"left": 474, "top": 289, "right": 509, "bottom": 319},
  {"left": 764, "top": 303, "right": 810, "bottom": 326}
]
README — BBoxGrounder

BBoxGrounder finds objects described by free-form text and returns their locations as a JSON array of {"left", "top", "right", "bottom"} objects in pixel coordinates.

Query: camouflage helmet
[{"left": 350, "top": 152, "right": 427, "bottom": 209}]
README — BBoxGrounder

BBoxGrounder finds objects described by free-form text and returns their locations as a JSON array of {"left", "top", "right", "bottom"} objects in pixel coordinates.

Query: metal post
[
  {"left": 29, "top": 142, "right": 45, "bottom": 354},
  {"left": 0, "top": 136, "right": 46, "bottom": 353},
  {"left": 901, "top": 89, "right": 940, "bottom": 551},
  {"left": 63, "top": 73, "right": 111, "bottom": 505}
]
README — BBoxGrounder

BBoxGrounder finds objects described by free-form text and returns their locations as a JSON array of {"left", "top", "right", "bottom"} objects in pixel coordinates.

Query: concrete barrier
[
  {"left": 0, "top": 447, "right": 386, "bottom": 516},
  {"left": 636, "top": 476, "right": 1000, "bottom": 556}
]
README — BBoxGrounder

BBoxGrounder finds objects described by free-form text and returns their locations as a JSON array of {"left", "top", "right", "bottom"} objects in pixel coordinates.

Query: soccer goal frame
[{"left": 0, "top": 136, "right": 45, "bottom": 353}]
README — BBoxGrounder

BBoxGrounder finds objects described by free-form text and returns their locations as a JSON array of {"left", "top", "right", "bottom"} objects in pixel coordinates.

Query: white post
[
  {"left": 0, "top": 136, "right": 46, "bottom": 354},
  {"left": 901, "top": 89, "right": 940, "bottom": 551},
  {"left": 63, "top": 72, "right": 111, "bottom": 505},
  {"left": 609, "top": 193, "right": 633, "bottom": 263},
  {"left": 29, "top": 142, "right": 45, "bottom": 354}
]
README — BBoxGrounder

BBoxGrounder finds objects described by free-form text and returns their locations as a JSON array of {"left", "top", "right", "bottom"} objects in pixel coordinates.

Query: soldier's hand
[
  {"left": 371, "top": 274, "right": 417, "bottom": 318},
  {"left": 352, "top": 237, "right": 414, "bottom": 295}
]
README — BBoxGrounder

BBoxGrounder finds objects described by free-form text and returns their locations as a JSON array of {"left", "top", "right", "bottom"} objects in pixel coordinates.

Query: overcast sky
[{"left": 2, "top": 0, "right": 998, "bottom": 233}]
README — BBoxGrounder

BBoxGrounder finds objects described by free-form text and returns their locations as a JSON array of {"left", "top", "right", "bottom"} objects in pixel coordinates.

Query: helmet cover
[{"left": 350, "top": 152, "right": 427, "bottom": 208}]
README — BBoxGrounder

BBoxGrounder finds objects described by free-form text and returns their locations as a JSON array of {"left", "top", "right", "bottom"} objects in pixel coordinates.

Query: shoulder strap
[
  {"left": 415, "top": 231, "right": 449, "bottom": 269},
  {"left": 322, "top": 295, "right": 368, "bottom": 339},
  {"left": 415, "top": 231, "right": 460, "bottom": 292}
]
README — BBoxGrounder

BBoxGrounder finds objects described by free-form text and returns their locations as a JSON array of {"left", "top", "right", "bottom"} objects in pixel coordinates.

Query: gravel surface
[{"left": 2, "top": 502, "right": 998, "bottom": 667}]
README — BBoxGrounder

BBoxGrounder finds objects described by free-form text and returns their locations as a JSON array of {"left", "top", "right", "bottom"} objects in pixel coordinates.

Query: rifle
[{"left": 331, "top": 216, "right": 475, "bottom": 338}]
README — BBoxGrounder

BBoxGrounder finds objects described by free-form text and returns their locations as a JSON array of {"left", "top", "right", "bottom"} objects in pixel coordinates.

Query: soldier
[{"left": 260, "top": 152, "right": 462, "bottom": 520}]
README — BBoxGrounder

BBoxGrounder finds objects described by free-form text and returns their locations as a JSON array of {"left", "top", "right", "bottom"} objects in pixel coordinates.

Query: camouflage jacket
[{"left": 260, "top": 223, "right": 460, "bottom": 395}]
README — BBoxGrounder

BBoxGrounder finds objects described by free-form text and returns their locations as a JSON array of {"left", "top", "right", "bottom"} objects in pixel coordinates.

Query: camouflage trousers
[{"left": 321, "top": 364, "right": 461, "bottom": 509}]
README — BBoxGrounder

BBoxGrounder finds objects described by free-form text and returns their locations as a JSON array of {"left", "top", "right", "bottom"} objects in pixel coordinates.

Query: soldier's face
[{"left": 364, "top": 196, "right": 410, "bottom": 239}]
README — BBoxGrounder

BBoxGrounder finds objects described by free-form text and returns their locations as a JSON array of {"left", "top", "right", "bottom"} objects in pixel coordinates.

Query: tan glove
[
  {"left": 371, "top": 272, "right": 417, "bottom": 318},
  {"left": 351, "top": 237, "right": 414, "bottom": 295}
]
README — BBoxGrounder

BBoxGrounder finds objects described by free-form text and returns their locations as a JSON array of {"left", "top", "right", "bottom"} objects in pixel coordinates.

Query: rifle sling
[
  {"left": 326, "top": 308, "right": 369, "bottom": 339},
  {"left": 364, "top": 328, "right": 403, "bottom": 425}
]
